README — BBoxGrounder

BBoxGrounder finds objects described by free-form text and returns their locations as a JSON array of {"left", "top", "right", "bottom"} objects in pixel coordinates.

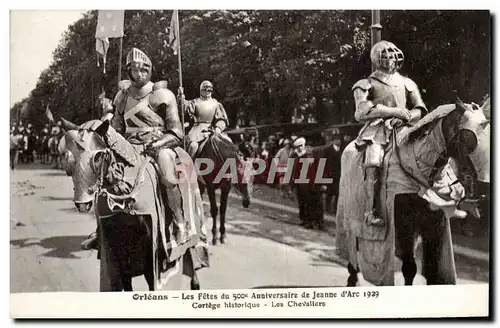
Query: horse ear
[
  {"left": 61, "top": 118, "right": 79, "bottom": 130},
  {"left": 481, "top": 97, "right": 491, "bottom": 119},
  {"left": 74, "top": 140, "right": 86, "bottom": 152},
  {"left": 480, "top": 120, "right": 490, "bottom": 129},
  {"left": 455, "top": 97, "right": 467, "bottom": 114},
  {"left": 94, "top": 120, "right": 110, "bottom": 138}
]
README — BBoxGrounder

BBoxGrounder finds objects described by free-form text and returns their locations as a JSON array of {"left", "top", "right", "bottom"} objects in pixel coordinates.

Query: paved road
[{"left": 10, "top": 165, "right": 488, "bottom": 293}]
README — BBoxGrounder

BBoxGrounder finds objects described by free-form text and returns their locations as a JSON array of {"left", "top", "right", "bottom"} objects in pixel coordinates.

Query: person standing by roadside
[
  {"left": 291, "top": 137, "right": 326, "bottom": 230},
  {"left": 274, "top": 138, "right": 294, "bottom": 199}
]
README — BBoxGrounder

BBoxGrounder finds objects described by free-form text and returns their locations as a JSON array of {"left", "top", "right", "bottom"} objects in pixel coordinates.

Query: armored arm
[
  {"left": 213, "top": 102, "right": 229, "bottom": 132},
  {"left": 149, "top": 83, "right": 184, "bottom": 148},
  {"left": 110, "top": 89, "right": 127, "bottom": 135},
  {"left": 182, "top": 99, "right": 196, "bottom": 123},
  {"left": 353, "top": 79, "right": 412, "bottom": 123},
  {"left": 405, "top": 78, "right": 428, "bottom": 125}
]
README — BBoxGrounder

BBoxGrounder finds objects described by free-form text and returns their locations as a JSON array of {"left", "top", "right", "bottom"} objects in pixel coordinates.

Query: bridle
[
  {"left": 88, "top": 149, "right": 113, "bottom": 195},
  {"left": 88, "top": 147, "right": 152, "bottom": 201},
  {"left": 393, "top": 108, "right": 482, "bottom": 203}
]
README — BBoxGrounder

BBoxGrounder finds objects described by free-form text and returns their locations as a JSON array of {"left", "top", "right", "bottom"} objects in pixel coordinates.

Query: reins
[{"left": 88, "top": 148, "right": 153, "bottom": 201}]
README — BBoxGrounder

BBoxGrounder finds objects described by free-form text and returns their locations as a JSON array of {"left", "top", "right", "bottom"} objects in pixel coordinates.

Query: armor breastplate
[
  {"left": 193, "top": 98, "right": 218, "bottom": 123},
  {"left": 369, "top": 72, "right": 407, "bottom": 109},
  {"left": 122, "top": 90, "right": 165, "bottom": 135}
]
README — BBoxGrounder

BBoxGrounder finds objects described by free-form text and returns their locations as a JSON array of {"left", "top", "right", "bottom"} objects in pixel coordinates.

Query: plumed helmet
[
  {"left": 370, "top": 40, "right": 404, "bottom": 73},
  {"left": 200, "top": 80, "right": 213, "bottom": 92}
]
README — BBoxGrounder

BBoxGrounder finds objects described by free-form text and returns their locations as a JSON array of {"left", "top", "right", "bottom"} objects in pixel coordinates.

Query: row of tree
[{"left": 11, "top": 10, "right": 490, "bottom": 130}]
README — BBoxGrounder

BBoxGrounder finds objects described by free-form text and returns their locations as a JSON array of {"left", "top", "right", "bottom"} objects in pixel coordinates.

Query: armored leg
[{"left": 363, "top": 143, "right": 385, "bottom": 227}]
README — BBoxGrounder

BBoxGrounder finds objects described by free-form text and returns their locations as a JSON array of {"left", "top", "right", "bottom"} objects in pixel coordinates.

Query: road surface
[{"left": 10, "top": 165, "right": 489, "bottom": 293}]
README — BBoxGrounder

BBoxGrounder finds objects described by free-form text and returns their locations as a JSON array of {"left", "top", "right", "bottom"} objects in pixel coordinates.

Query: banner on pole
[
  {"left": 45, "top": 104, "right": 54, "bottom": 123},
  {"left": 95, "top": 10, "right": 125, "bottom": 38},
  {"left": 168, "top": 10, "right": 179, "bottom": 55},
  {"left": 95, "top": 37, "right": 110, "bottom": 73},
  {"left": 95, "top": 10, "right": 125, "bottom": 73}
]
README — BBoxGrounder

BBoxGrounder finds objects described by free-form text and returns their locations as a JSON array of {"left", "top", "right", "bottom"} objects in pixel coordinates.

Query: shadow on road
[
  {"left": 40, "top": 171, "right": 68, "bottom": 177},
  {"left": 206, "top": 202, "right": 344, "bottom": 269},
  {"left": 214, "top": 199, "right": 490, "bottom": 284},
  {"left": 41, "top": 196, "right": 74, "bottom": 202},
  {"left": 10, "top": 163, "right": 61, "bottom": 171},
  {"left": 58, "top": 207, "right": 87, "bottom": 215},
  {"left": 10, "top": 235, "right": 89, "bottom": 259}
]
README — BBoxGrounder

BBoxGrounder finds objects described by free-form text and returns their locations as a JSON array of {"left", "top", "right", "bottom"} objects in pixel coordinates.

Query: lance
[
  {"left": 371, "top": 10, "right": 382, "bottom": 72},
  {"left": 171, "top": 9, "right": 186, "bottom": 149}
]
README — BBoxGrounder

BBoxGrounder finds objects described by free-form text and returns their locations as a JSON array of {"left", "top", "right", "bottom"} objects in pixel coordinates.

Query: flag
[
  {"left": 95, "top": 10, "right": 124, "bottom": 73},
  {"left": 96, "top": 37, "right": 110, "bottom": 73},
  {"left": 168, "top": 10, "right": 179, "bottom": 55},
  {"left": 45, "top": 105, "right": 54, "bottom": 122},
  {"left": 95, "top": 10, "right": 125, "bottom": 39}
]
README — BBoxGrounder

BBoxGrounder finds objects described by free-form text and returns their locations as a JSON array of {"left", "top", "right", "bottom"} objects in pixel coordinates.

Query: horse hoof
[
  {"left": 212, "top": 239, "right": 218, "bottom": 246},
  {"left": 190, "top": 282, "right": 200, "bottom": 290},
  {"left": 220, "top": 236, "right": 226, "bottom": 244},
  {"left": 346, "top": 277, "right": 358, "bottom": 287}
]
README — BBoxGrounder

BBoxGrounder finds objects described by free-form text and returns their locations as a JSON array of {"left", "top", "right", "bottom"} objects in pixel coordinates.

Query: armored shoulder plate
[
  {"left": 113, "top": 89, "right": 128, "bottom": 111},
  {"left": 352, "top": 78, "right": 372, "bottom": 92},
  {"left": 149, "top": 88, "right": 176, "bottom": 110},
  {"left": 153, "top": 80, "right": 168, "bottom": 91},
  {"left": 403, "top": 77, "right": 418, "bottom": 92},
  {"left": 118, "top": 80, "right": 132, "bottom": 91}
]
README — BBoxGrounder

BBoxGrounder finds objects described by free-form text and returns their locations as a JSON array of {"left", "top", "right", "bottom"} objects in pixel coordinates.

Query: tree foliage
[{"left": 15, "top": 10, "right": 490, "bottom": 129}]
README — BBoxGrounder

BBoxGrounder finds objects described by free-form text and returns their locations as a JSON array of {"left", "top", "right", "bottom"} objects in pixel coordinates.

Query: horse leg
[
  {"left": 198, "top": 182, "right": 206, "bottom": 199},
  {"left": 190, "top": 270, "right": 201, "bottom": 290},
  {"left": 395, "top": 195, "right": 418, "bottom": 285},
  {"left": 402, "top": 258, "right": 418, "bottom": 286},
  {"left": 421, "top": 207, "right": 445, "bottom": 285},
  {"left": 346, "top": 262, "right": 359, "bottom": 287},
  {"left": 183, "top": 249, "right": 200, "bottom": 290},
  {"left": 207, "top": 184, "right": 219, "bottom": 245},
  {"left": 121, "top": 274, "right": 133, "bottom": 291},
  {"left": 219, "top": 182, "right": 231, "bottom": 244},
  {"left": 144, "top": 243, "right": 155, "bottom": 291}
]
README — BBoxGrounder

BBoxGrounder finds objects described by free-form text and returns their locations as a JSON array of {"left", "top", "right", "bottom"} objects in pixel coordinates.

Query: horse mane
[{"left": 397, "top": 104, "right": 457, "bottom": 145}]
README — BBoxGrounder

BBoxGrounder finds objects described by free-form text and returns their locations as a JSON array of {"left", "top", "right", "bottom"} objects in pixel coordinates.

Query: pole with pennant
[
  {"left": 169, "top": 10, "right": 186, "bottom": 149},
  {"left": 95, "top": 9, "right": 125, "bottom": 116}
]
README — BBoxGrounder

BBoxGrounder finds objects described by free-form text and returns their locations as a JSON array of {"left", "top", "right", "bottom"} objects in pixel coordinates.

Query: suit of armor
[
  {"left": 183, "top": 80, "right": 229, "bottom": 158},
  {"left": 353, "top": 40, "right": 427, "bottom": 227},
  {"left": 81, "top": 48, "right": 186, "bottom": 249}
]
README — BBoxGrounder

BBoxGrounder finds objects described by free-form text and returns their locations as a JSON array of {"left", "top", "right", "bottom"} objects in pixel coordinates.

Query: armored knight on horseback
[
  {"left": 182, "top": 80, "right": 230, "bottom": 158},
  {"left": 353, "top": 40, "right": 427, "bottom": 227},
  {"left": 81, "top": 47, "right": 187, "bottom": 249}
]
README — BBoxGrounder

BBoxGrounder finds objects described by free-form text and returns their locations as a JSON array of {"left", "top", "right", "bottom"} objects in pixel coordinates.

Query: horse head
[
  {"left": 61, "top": 119, "right": 110, "bottom": 213},
  {"left": 442, "top": 97, "right": 490, "bottom": 186}
]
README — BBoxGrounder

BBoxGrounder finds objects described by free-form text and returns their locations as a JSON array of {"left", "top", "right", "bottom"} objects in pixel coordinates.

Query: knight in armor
[
  {"left": 353, "top": 40, "right": 427, "bottom": 227},
  {"left": 182, "top": 80, "right": 230, "bottom": 158},
  {"left": 81, "top": 47, "right": 185, "bottom": 250}
]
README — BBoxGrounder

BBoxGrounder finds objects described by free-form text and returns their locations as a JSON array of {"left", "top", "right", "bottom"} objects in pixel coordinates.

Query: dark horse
[
  {"left": 194, "top": 133, "right": 255, "bottom": 245},
  {"left": 62, "top": 119, "right": 206, "bottom": 291},
  {"left": 336, "top": 99, "right": 490, "bottom": 286}
]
